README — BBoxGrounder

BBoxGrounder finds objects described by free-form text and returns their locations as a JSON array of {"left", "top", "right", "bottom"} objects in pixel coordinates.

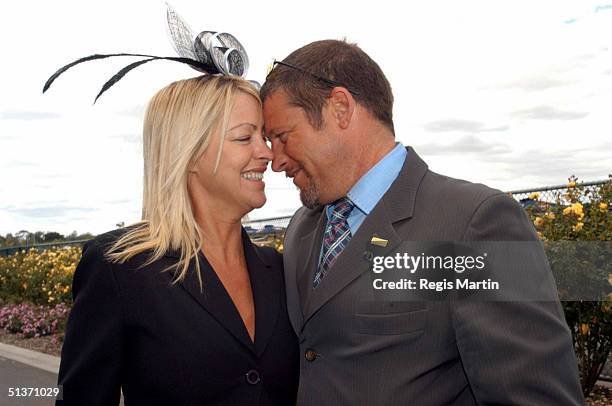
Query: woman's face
[{"left": 189, "top": 91, "right": 273, "bottom": 216}]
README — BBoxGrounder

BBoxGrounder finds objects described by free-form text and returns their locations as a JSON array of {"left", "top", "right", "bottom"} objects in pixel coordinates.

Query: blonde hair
[{"left": 105, "top": 75, "right": 261, "bottom": 288}]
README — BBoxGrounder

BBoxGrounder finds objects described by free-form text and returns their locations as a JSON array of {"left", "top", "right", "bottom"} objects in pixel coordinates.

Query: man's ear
[{"left": 328, "top": 87, "right": 355, "bottom": 129}]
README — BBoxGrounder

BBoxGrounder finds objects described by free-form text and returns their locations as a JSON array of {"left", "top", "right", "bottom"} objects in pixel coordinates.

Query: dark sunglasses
[{"left": 268, "top": 60, "right": 361, "bottom": 96}]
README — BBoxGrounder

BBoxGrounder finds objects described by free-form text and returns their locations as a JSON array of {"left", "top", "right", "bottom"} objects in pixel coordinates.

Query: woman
[{"left": 57, "top": 75, "right": 299, "bottom": 405}]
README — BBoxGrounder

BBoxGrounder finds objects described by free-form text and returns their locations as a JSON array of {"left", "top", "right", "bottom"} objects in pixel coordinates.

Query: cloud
[
  {"left": 0, "top": 110, "right": 60, "bottom": 120},
  {"left": 37, "top": 173, "right": 70, "bottom": 180},
  {"left": 2, "top": 205, "right": 97, "bottom": 218},
  {"left": 109, "top": 133, "right": 141, "bottom": 143},
  {"left": 478, "top": 146, "right": 611, "bottom": 185},
  {"left": 500, "top": 75, "right": 576, "bottom": 91},
  {"left": 595, "top": 4, "right": 612, "bottom": 13},
  {"left": 511, "top": 106, "right": 589, "bottom": 120},
  {"left": 104, "top": 198, "right": 133, "bottom": 205},
  {"left": 414, "top": 135, "right": 512, "bottom": 156},
  {"left": 564, "top": 18, "right": 577, "bottom": 24},
  {"left": 1, "top": 160, "right": 38, "bottom": 168},
  {"left": 116, "top": 105, "right": 146, "bottom": 117},
  {"left": 424, "top": 119, "right": 510, "bottom": 133},
  {"left": 488, "top": 51, "right": 602, "bottom": 92}
]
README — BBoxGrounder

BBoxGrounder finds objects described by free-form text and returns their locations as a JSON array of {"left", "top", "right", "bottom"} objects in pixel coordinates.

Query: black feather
[
  {"left": 42, "top": 53, "right": 156, "bottom": 93},
  {"left": 94, "top": 58, "right": 156, "bottom": 103},
  {"left": 43, "top": 52, "right": 215, "bottom": 102},
  {"left": 93, "top": 56, "right": 216, "bottom": 103}
]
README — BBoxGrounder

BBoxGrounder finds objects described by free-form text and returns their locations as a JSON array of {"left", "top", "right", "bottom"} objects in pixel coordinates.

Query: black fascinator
[{"left": 43, "top": 3, "right": 255, "bottom": 103}]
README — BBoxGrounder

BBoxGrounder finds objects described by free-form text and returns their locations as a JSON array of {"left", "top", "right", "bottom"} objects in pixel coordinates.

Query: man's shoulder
[
  {"left": 419, "top": 170, "right": 510, "bottom": 210},
  {"left": 423, "top": 170, "right": 503, "bottom": 200},
  {"left": 409, "top": 170, "right": 526, "bottom": 234}
]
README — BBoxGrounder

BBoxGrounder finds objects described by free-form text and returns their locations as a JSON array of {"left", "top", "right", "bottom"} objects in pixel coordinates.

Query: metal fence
[
  {"left": 507, "top": 179, "right": 609, "bottom": 209},
  {"left": 242, "top": 215, "right": 293, "bottom": 233},
  {"left": 0, "top": 240, "right": 89, "bottom": 257}
]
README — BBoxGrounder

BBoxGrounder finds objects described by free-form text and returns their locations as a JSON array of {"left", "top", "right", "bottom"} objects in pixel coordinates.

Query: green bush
[
  {"left": 526, "top": 175, "right": 611, "bottom": 397},
  {"left": 0, "top": 246, "right": 80, "bottom": 306}
]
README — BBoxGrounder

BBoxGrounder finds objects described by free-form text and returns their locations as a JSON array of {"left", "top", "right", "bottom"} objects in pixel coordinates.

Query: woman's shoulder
[
  {"left": 82, "top": 226, "right": 134, "bottom": 255},
  {"left": 81, "top": 225, "right": 152, "bottom": 267}
]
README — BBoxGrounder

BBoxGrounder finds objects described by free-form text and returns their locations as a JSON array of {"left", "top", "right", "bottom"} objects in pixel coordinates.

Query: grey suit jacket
[{"left": 283, "top": 147, "right": 584, "bottom": 405}]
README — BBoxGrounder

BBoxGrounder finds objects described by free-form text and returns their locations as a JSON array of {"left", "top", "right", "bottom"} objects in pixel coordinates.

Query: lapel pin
[{"left": 370, "top": 236, "right": 388, "bottom": 247}]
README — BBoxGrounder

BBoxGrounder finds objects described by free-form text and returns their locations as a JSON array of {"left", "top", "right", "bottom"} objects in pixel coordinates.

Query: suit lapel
[
  {"left": 304, "top": 201, "right": 402, "bottom": 321},
  {"left": 168, "top": 229, "right": 279, "bottom": 357},
  {"left": 177, "top": 252, "right": 255, "bottom": 353},
  {"left": 295, "top": 213, "right": 327, "bottom": 318},
  {"left": 242, "top": 231, "right": 281, "bottom": 357},
  {"left": 303, "top": 147, "right": 429, "bottom": 322}
]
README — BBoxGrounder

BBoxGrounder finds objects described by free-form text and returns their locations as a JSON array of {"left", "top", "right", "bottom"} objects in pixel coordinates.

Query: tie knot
[{"left": 330, "top": 197, "right": 354, "bottom": 221}]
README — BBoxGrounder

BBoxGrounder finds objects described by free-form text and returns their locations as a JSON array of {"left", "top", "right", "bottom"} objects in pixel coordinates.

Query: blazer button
[
  {"left": 305, "top": 349, "right": 317, "bottom": 362},
  {"left": 245, "top": 369, "right": 260, "bottom": 385}
]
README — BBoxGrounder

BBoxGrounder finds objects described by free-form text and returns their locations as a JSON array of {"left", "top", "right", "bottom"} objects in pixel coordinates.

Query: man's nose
[{"left": 271, "top": 144, "right": 290, "bottom": 173}]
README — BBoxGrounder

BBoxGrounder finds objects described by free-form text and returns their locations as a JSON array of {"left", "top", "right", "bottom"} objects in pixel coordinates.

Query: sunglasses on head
[{"left": 267, "top": 60, "right": 360, "bottom": 96}]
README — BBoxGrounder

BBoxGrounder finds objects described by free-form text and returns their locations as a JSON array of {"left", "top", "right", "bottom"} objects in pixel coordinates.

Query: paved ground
[
  {"left": 1, "top": 340, "right": 608, "bottom": 405},
  {"left": 0, "top": 356, "right": 59, "bottom": 405}
]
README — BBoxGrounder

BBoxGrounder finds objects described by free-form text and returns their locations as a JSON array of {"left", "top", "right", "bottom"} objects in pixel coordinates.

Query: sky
[{"left": 1, "top": 0, "right": 611, "bottom": 235}]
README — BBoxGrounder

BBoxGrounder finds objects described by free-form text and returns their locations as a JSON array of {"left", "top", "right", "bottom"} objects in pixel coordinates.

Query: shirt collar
[{"left": 326, "top": 142, "right": 407, "bottom": 219}]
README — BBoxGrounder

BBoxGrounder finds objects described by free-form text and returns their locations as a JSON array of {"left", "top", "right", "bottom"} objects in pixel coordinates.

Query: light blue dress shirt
[{"left": 325, "top": 142, "right": 407, "bottom": 234}]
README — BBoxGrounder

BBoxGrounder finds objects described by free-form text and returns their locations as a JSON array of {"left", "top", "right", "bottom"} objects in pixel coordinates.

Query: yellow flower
[
  {"left": 580, "top": 324, "right": 589, "bottom": 335},
  {"left": 533, "top": 217, "right": 544, "bottom": 227},
  {"left": 546, "top": 212, "right": 555, "bottom": 220},
  {"left": 568, "top": 181, "right": 576, "bottom": 188},
  {"left": 600, "top": 202, "right": 608, "bottom": 212},
  {"left": 536, "top": 231, "right": 544, "bottom": 240},
  {"left": 529, "top": 192, "right": 540, "bottom": 200},
  {"left": 608, "top": 274, "right": 612, "bottom": 286},
  {"left": 571, "top": 202, "right": 583, "bottom": 213},
  {"left": 573, "top": 222, "right": 584, "bottom": 232},
  {"left": 563, "top": 203, "right": 584, "bottom": 219}
]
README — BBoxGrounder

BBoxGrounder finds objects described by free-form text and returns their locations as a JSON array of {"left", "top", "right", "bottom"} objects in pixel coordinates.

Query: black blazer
[{"left": 57, "top": 228, "right": 299, "bottom": 406}]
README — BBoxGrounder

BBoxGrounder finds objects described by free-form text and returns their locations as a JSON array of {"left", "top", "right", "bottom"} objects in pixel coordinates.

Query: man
[{"left": 261, "top": 40, "right": 583, "bottom": 405}]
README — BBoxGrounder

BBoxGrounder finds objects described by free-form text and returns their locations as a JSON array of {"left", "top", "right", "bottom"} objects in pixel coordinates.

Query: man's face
[{"left": 263, "top": 90, "right": 339, "bottom": 208}]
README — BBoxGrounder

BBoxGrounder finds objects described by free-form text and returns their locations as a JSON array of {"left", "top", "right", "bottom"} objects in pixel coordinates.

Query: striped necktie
[{"left": 313, "top": 197, "right": 355, "bottom": 288}]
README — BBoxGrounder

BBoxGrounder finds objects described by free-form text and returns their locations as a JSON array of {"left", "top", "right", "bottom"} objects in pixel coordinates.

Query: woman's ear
[{"left": 328, "top": 87, "right": 355, "bottom": 129}]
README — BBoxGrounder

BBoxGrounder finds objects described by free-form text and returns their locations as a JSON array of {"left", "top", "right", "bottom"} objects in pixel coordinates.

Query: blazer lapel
[
  {"left": 303, "top": 146, "right": 429, "bottom": 322},
  {"left": 166, "top": 229, "right": 281, "bottom": 358},
  {"left": 165, "top": 236, "right": 257, "bottom": 352},
  {"left": 304, "top": 202, "right": 402, "bottom": 321},
  {"left": 295, "top": 212, "right": 327, "bottom": 322},
  {"left": 242, "top": 231, "right": 281, "bottom": 357}
]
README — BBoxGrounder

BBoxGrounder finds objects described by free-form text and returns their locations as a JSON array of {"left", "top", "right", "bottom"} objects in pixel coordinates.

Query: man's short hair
[{"left": 261, "top": 39, "right": 394, "bottom": 134}]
